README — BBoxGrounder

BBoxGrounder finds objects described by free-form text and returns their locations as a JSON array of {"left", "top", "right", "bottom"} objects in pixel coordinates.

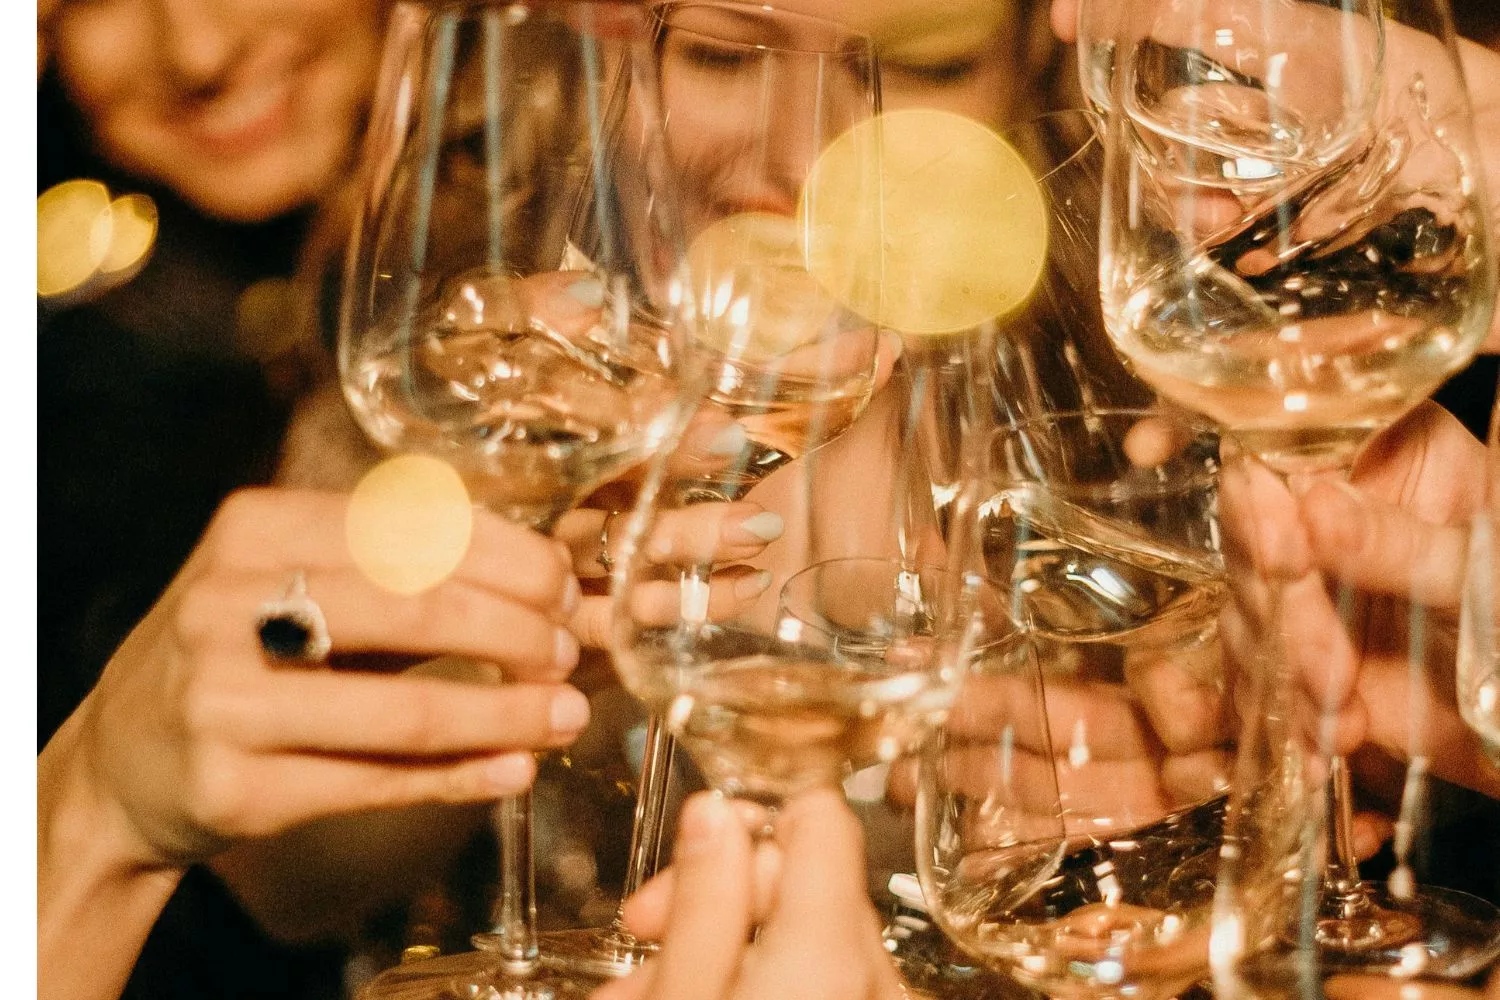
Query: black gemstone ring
[{"left": 255, "top": 571, "right": 332, "bottom": 664}]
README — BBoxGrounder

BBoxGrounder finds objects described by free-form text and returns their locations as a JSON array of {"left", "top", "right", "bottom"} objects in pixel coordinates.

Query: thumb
[{"left": 646, "top": 793, "right": 755, "bottom": 1000}]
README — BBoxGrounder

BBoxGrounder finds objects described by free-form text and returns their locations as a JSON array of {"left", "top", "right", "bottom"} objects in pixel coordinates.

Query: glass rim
[
  {"left": 652, "top": 0, "right": 877, "bottom": 58},
  {"left": 1002, "top": 107, "right": 1102, "bottom": 186},
  {"left": 991, "top": 406, "right": 1219, "bottom": 436},
  {"left": 397, "top": 0, "right": 662, "bottom": 41},
  {"left": 780, "top": 555, "right": 946, "bottom": 589}
]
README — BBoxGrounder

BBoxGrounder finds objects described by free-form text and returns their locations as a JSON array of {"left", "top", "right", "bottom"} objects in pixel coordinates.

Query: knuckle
[
  {"left": 204, "top": 490, "right": 270, "bottom": 560},
  {"left": 182, "top": 748, "right": 250, "bottom": 835},
  {"left": 178, "top": 673, "right": 236, "bottom": 741},
  {"left": 388, "top": 688, "right": 443, "bottom": 752},
  {"left": 570, "top": 603, "right": 611, "bottom": 652}
]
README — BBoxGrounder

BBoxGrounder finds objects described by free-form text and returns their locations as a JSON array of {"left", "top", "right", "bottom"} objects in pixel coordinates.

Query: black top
[{"left": 38, "top": 72, "right": 349, "bottom": 999}]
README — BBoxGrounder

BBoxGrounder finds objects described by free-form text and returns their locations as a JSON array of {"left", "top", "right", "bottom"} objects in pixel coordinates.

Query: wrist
[{"left": 38, "top": 709, "right": 184, "bottom": 1000}]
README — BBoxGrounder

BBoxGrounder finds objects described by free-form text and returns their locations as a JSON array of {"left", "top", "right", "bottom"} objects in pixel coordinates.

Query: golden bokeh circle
[
  {"left": 801, "top": 108, "right": 1049, "bottom": 336},
  {"left": 100, "top": 194, "right": 159, "bottom": 276},
  {"left": 38, "top": 180, "right": 113, "bottom": 298},
  {"left": 346, "top": 455, "right": 474, "bottom": 595}
]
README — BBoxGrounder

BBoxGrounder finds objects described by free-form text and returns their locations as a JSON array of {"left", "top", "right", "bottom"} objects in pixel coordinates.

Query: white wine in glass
[
  {"left": 338, "top": 2, "right": 694, "bottom": 995},
  {"left": 917, "top": 408, "right": 1230, "bottom": 1000},
  {"left": 1092, "top": 0, "right": 1500, "bottom": 985}
]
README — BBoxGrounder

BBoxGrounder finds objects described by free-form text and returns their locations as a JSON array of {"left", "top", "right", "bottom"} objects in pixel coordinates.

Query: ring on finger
[
  {"left": 255, "top": 570, "right": 333, "bottom": 664},
  {"left": 597, "top": 510, "right": 621, "bottom": 575}
]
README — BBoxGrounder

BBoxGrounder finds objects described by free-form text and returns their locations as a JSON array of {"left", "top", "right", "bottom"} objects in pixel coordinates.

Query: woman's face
[
  {"left": 788, "top": 0, "right": 1033, "bottom": 127},
  {"left": 49, "top": 0, "right": 384, "bottom": 222}
]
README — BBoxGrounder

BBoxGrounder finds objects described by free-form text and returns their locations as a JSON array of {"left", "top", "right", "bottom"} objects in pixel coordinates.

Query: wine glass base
[
  {"left": 1300, "top": 881, "right": 1500, "bottom": 979},
  {"left": 356, "top": 949, "right": 600, "bottom": 1000},
  {"left": 536, "top": 927, "right": 655, "bottom": 980}
]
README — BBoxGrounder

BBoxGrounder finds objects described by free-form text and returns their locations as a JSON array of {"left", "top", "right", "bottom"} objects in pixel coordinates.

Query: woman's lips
[{"left": 181, "top": 76, "right": 297, "bottom": 159}]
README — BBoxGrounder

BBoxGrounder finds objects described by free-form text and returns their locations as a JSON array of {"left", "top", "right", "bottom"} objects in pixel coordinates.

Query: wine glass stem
[
  {"left": 1301, "top": 465, "right": 1384, "bottom": 931},
  {"left": 1324, "top": 754, "right": 1369, "bottom": 907},
  {"left": 618, "top": 715, "right": 678, "bottom": 909},
  {"left": 493, "top": 792, "right": 540, "bottom": 970},
  {"left": 484, "top": 506, "right": 568, "bottom": 969}
]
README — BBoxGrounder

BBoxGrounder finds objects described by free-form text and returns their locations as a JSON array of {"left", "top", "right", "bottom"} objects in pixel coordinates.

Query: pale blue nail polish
[
  {"left": 565, "top": 276, "right": 605, "bottom": 308},
  {"left": 708, "top": 422, "right": 747, "bottom": 456},
  {"left": 738, "top": 511, "right": 784, "bottom": 542}
]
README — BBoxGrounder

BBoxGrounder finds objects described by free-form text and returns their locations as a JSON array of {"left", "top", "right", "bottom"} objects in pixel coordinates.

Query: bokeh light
[
  {"left": 99, "top": 194, "right": 158, "bottom": 276},
  {"left": 801, "top": 108, "right": 1049, "bottom": 336},
  {"left": 346, "top": 455, "right": 474, "bottom": 595},
  {"left": 37, "top": 180, "right": 112, "bottom": 298},
  {"left": 37, "top": 180, "right": 158, "bottom": 299}
]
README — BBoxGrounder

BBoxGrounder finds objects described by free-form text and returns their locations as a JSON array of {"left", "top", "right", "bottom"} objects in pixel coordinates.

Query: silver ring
[
  {"left": 255, "top": 570, "right": 332, "bottom": 663},
  {"left": 597, "top": 511, "right": 621, "bottom": 575}
]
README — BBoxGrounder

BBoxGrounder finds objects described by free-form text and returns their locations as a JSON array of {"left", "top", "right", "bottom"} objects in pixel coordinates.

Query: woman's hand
[
  {"left": 1217, "top": 403, "right": 1500, "bottom": 801},
  {"left": 38, "top": 487, "right": 592, "bottom": 1000},
  {"left": 557, "top": 500, "right": 784, "bottom": 649},
  {"left": 592, "top": 790, "right": 907, "bottom": 1000}
]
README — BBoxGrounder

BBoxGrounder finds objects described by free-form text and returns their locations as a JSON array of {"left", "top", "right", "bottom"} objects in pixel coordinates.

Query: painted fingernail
[
  {"left": 564, "top": 276, "right": 605, "bottom": 308},
  {"left": 554, "top": 627, "right": 580, "bottom": 672},
  {"left": 735, "top": 511, "right": 784, "bottom": 543},
  {"left": 734, "top": 570, "right": 774, "bottom": 601},
  {"left": 551, "top": 687, "right": 590, "bottom": 733},
  {"left": 677, "top": 792, "right": 730, "bottom": 858},
  {"left": 484, "top": 753, "right": 535, "bottom": 793},
  {"left": 707, "top": 422, "right": 747, "bottom": 456}
]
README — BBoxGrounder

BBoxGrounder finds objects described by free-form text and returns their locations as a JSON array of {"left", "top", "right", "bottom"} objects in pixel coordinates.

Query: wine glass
[
  {"left": 652, "top": 0, "right": 883, "bottom": 556},
  {"left": 1091, "top": 0, "right": 1499, "bottom": 975},
  {"left": 914, "top": 406, "right": 1229, "bottom": 1000},
  {"left": 610, "top": 517, "right": 971, "bottom": 816},
  {"left": 557, "top": 3, "right": 882, "bottom": 978},
  {"left": 337, "top": 2, "right": 692, "bottom": 995}
]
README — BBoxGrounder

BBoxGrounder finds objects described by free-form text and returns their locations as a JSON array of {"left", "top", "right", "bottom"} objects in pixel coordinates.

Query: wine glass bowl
[
  {"left": 916, "top": 407, "right": 1230, "bottom": 1000},
  {"left": 613, "top": 556, "right": 964, "bottom": 809},
  {"left": 1095, "top": 0, "right": 1495, "bottom": 476},
  {"left": 340, "top": 2, "right": 691, "bottom": 533},
  {"left": 652, "top": 0, "right": 883, "bottom": 507}
]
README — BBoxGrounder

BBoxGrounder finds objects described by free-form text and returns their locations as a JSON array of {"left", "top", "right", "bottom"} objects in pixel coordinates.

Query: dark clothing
[{"left": 39, "top": 73, "right": 345, "bottom": 999}]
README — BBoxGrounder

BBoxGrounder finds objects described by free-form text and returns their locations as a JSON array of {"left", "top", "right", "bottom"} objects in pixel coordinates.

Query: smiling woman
[
  {"left": 37, "top": 0, "right": 394, "bottom": 997},
  {"left": 44, "top": 0, "right": 381, "bottom": 222}
]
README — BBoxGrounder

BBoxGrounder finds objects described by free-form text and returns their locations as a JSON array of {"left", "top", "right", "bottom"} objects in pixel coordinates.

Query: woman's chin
[{"left": 164, "top": 145, "right": 343, "bottom": 223}]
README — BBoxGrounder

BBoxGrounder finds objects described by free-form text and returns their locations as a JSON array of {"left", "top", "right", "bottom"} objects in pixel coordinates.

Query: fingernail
[
  {"left": 565, "top": 276, "right": 605, "bottom": 308},
  {"left": 551, "top": 687, "right": 590, "bottom": 733},
  {"left": 735, "top": 511, "right": 784, "bottom": 543},
  {"left": 707, "top": 422, "right": 747, "bottom": 456},
  {"left": 554, "top": 627, "right": 580, "bottom": 672},
  {"left": 560, "top": 574, "right": 582, "bottom": 618},
  {"left": 484, "top": 753, "right": 535, "bottom": 793},
  {"left": 677, "top": 792, "right": 730, "bottom": 858},
  {"left": 734, "top": 570, "right": 774, "bottom": 601}
]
